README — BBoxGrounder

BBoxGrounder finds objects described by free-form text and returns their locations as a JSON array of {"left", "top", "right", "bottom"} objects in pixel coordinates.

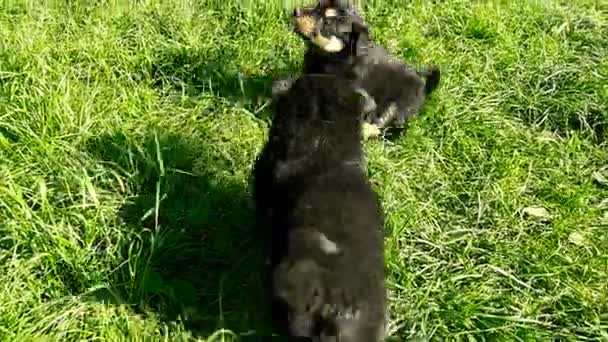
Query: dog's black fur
[
  {"left": 253, "top": 74, "right": 386, "bottom": 341},
  {"left": 280, "top": 1, "right": 441, "bottom": 139}
]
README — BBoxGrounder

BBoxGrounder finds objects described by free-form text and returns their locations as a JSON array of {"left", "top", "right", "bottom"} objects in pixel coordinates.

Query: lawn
[{"left": 0, "top": 1, "right": 607, "bottom": 341}]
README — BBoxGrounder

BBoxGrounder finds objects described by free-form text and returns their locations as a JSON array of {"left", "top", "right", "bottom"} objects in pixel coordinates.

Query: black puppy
[
  {"left": 276, "top": 0, "right": 441, "bottom": 139},
  {"left": 253, "top": 74, "right": 386, "bottom": 341}
]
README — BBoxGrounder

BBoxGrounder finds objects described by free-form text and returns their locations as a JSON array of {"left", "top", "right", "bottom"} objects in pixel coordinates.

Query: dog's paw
[{"left": 362, "top": 122, "right": 381, "bottom": 140}]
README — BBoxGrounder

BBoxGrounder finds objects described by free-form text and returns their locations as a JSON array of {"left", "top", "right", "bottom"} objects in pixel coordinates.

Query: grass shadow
[
  {"left": 85, "top": 130, "right": 277, "bottom": 339},
  {"left": 149, "top": 44, "right": 300, "bottom": 121}
]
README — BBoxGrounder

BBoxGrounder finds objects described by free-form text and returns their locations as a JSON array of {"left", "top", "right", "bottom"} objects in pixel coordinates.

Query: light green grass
[{"left": 0, "top": 1, "right": 607, "bottom": 341}]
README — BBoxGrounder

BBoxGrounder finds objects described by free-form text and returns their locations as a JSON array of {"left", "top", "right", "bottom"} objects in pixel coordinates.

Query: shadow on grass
[
  {"left": 149, "top": 44, "right": 299, "bottom": 120},
  {"left": 85, "top": 130, "right": 277, "bottom": 339}
]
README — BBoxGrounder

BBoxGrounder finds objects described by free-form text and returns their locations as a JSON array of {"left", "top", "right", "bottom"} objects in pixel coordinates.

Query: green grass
[{"left": 0, "top": 1, "right": 607, "bottom": 341}]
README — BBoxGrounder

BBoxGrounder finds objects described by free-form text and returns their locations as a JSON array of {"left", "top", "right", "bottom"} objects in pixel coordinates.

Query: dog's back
[
  {"left": 253, "top": 74, "right": 386, "bottom": 340},
  {"left": 289, "top": 165, "right": 386, "bottom": 341},
  {"left": 279, "top": 76, "right": 386, "bottom": 342},
  {"left": 256, "top": 74, "right": 377, "bottom": 262}
]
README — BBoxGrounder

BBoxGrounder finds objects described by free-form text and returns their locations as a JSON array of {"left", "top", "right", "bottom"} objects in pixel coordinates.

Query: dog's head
[
  {"left": 292, "top": 0, "right": 370, "bottom": 56},
  {"left": 273, "top": 259, "right": 329, "bottom": 338}
]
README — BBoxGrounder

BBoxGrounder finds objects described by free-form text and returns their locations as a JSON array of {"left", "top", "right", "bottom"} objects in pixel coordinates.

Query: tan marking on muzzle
[
  {"left": 324, "top": 8, "right": 338, "bottom": 17},
  {"left": 311, "top": 33, "right": 344, "bottom": 52}
]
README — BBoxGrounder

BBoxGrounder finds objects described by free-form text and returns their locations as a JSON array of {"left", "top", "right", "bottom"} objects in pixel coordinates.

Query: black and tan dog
[
  {"left": 273, "top": 0, "right": 441, "bottom": 140},
  {"left": 253, "top": 74, "right": 387, "bottom": 341}
]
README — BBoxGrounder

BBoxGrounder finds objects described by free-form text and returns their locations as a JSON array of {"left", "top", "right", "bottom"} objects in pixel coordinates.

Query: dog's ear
[{"left": 349, "top": 20, "right": 370, "bottom": 55}]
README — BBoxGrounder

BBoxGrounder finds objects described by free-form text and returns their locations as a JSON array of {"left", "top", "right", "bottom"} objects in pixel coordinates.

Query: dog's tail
[{"left": 422, "top": 65, "right": 441, "bottom": 97}]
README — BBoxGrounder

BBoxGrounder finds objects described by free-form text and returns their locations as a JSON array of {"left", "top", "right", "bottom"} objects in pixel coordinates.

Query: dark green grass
[{"left": 0, "top": 1, "right": 606, "bottom": 341}]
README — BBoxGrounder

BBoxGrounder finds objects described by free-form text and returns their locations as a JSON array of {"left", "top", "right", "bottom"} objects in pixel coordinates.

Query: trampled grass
[{"left": 0, "top": 1, "right": 606, "bottom": 341}]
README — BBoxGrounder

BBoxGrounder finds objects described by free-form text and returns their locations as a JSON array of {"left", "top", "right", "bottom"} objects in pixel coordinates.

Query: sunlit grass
[{"left": 0, "top": 1, "right": 606, "bottom": 340}]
